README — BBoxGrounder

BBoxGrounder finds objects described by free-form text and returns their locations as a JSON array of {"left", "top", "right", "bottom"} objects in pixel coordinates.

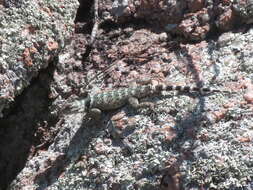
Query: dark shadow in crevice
[
  {"left": 0, "top": 62, "right": 58, "bottom": 190},
  {"left": 74, "top": 0, "right": 95, "bottom": 63},
  {"left": 75, "top": 0, "right": 93, "bottom": 23}
]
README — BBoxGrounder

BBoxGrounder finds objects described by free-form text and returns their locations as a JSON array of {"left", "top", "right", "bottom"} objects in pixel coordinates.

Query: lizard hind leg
[{"left": 128, "top": 97, "right": 155, "bottom": 110}]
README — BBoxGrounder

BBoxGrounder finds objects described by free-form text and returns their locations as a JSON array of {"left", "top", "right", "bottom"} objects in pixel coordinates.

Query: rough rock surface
[
  {"left": 1, "top": 0, "right": 253, "bottom": 190},
  {"left": 0, "top": 0, "right": 79, "bottom": 189},
  {"left": 0, "top": 0, "right": 79, "bottom": 116}
]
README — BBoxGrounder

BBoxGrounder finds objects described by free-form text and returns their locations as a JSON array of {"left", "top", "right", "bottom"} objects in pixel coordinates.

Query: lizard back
[{"left": 89, "top": 85, "right": 153, "bottom": 110}]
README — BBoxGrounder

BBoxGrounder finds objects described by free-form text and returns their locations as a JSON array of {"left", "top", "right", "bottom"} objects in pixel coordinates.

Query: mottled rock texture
[
  {"left": 1, "top": 0, "right": 253, "bottom": 190},
  {"left": 0, "top": 0, "right": 79, "bottom": 189},
  {"left": 0, "top": 0, "right": 78, "bottom": 117}
]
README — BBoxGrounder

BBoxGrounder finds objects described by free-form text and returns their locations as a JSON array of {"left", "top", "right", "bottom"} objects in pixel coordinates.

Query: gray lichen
[{"left": 0, "top": 0, "right": 79, "bottom": 117}]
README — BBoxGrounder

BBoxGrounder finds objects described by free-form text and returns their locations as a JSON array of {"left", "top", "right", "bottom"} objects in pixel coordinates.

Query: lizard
[{"left": 66, "top": 80, "right": 232, "bottom": 120}]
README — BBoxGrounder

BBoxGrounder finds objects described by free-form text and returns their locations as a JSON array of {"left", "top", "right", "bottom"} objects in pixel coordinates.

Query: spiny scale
[{"left": 69, "top": 83, "right": 230, "bottom": 113}]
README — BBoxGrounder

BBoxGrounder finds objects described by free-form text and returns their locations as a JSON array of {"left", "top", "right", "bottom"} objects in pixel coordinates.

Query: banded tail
[{"left": 153, "top": 84, "right": 232, "bottom": 94}]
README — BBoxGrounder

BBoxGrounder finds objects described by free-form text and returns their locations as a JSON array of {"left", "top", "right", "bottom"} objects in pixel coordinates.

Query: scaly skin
[{"left": 67, "top": 83, "right": 230, "bottom": 117}]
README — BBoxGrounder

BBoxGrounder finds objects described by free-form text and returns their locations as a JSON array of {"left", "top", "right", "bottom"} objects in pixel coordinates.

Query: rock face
[
  {"left": 1, "top": 0, "right": 253, "bottom": 190},
  {"left": 0, "top": 0, "right": 79, "bottom": 189},
  {"left": 0, "top": 0, "right": 79, "bottom": 117}
]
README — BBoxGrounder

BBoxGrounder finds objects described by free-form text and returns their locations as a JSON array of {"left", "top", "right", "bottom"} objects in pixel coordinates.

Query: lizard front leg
[{"left": 87, "top": 108, "right": 102, "bottom": 121}]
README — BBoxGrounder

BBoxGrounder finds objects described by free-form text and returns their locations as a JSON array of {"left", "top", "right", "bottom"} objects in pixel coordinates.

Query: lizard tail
[{"left": 154, "top": 84, "right": 233, "bottom": 94}]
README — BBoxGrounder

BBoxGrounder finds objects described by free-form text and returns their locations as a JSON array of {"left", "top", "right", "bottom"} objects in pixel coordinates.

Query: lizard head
[{"left": 65, "top": 96, "right": 91, "bottom": 114}]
